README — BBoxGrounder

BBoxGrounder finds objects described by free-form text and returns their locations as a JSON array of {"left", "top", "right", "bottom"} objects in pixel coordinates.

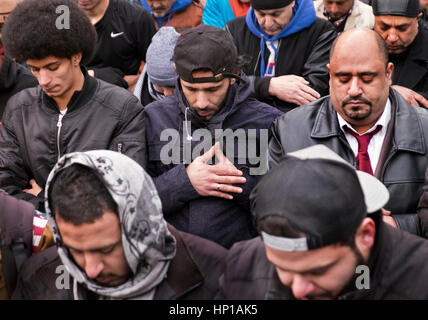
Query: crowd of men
[{"left": 1, "top": 0, "right": 428, "bottom": 301}]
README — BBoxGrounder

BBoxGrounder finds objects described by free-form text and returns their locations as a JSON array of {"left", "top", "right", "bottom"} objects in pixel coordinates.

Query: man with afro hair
[{"left": 0, "top": 0, "right": 147, "bottom": 211}]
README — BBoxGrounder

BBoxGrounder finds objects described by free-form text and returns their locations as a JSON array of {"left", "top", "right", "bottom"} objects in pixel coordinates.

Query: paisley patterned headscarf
[{"left": 45, "top": 150, "right": 176, "bottom": 300}]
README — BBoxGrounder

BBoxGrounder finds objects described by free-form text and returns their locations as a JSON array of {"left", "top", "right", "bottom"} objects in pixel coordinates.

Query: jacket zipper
[
  {"left": 56, "top": 113, "right": 65, "bottom": 161},
  {"left": 117, "top": 143, "right": 123, "bottom": 153},
  {"left": 254, "top": 50, "right": 261, "bottom": 75}
]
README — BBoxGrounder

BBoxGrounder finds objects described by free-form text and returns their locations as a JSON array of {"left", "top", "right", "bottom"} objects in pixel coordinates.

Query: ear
[
  {"left": 230, "top": 78, "right": 236, "bottom": 85},
  {"left": 386, "top": 62, "right": 394, "bottom": 85},
  {"left": 417, "top": 12, "right": 423, "bottom": 20},
  {"left": 71, "top": 53, "right": 82, "bottom": 67},
  {"left": 326, "top": 63, "right": 331, "bottom": 75},
  {"left": 354, "top": 217, "right": 376, "bottom": 260}
]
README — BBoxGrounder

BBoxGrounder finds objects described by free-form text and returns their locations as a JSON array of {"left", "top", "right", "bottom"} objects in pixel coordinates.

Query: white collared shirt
[{"left": 337, "top": 99, "right": 391, "bottom": 173}]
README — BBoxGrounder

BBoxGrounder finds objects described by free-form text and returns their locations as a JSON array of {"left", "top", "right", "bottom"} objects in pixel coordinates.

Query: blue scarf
[
  {"left": 141, "top": 0, "right": 193, "bottom": 27},
  {"left": 245, "top": 0, "right": 317, "bottom": 77}
]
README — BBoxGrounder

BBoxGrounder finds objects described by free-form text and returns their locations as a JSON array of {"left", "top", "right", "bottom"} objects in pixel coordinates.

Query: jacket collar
[
  {"left": 153, "top": 225, "right": 203, "bottom": 299},
  {"left": 311, "top": 88, "right": 426, "bottom": 155},
  {"left": 42, "top": 67, "right": 98, "bottom": 114}
]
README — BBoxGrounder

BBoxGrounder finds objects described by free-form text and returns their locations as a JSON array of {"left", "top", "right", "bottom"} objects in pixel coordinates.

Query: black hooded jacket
[
  {"left": 145, "top": 75, "right": 283, "bottom": 248},
  {"left": 225, "top": 17, "right": 336, "bottom": 113}
]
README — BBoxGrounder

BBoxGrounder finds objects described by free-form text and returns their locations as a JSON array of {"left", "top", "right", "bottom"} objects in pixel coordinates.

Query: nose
[
  {"left": 347, "top": 76, "right": 362, "bottom": 97},
  {"left": 194, "top": 91, "right": 209, "bottom": 110},
  {"left": 38, "top": 69, "right": 52, "bottom": 87},
  {"left": 262, "top": 16, "right": 274, "bottom": 29},
  {"left": 330, "top": 4, "right": 339, "bottom": 15},
  {"left": 291, "top": 275, "right": 316, "bottom": 300},
  {"left": 83, "top": 253, "right": 104, "bottom": 279},
  {"left": 152, "top": 1, "right": 162, "bottom": 9},
  {"left": 385, "top": 29, "right": 399, "bottom": 43}
]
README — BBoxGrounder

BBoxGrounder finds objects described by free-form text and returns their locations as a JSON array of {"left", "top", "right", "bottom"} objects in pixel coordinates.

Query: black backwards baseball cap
[
  {"left": 250, "top": 0, "right": 294, "bottom": 10},
  {"left": 173, "top": 25, "right": 243, "bottom": 84},
  {"left": 372, "top": 0, "right": 421, "bottom": 17},
  {"left": 250, "top": 145, "right": 389, "bottom": 252}
]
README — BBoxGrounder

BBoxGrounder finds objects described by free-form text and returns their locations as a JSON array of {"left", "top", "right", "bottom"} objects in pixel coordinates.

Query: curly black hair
[{"left": 1, "top": 0, "right": 97, "bottom": 64}]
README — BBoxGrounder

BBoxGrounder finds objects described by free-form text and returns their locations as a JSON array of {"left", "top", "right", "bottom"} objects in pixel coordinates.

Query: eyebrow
[
  {"left": 276, "top": 259, "right": 338, "bottom": 275},
  {"left": 64, "top": 240, "right": 121, "bottom": 253},
  {"left": 27, "top": 61, "right": 60, "bottom": 69},
  {"left": 183, "top": 83, "right": 223, "bottom": 90},
  {"left": 256, "top": 7, "right": 283, "bottom": 14},
  {"left": 379, "top": 21, "right": 411, "bottom": 29},
  {"left": 334, "top": 72, "right": 378, "bottom": 77}
]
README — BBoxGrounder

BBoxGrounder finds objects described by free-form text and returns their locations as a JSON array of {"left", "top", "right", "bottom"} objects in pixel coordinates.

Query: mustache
[{"left": 342, "top": 95, "right": 372, "bottom": 107}]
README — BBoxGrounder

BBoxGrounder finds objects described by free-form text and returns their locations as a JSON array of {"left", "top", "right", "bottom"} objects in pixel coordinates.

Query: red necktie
[{"left": 345, "top": 125, "right": 382, "bottom": 175}]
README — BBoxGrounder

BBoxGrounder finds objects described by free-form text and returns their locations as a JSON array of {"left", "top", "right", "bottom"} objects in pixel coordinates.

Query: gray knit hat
[{"left": 146, "top": 26, "right": 180, "bottom": 87}]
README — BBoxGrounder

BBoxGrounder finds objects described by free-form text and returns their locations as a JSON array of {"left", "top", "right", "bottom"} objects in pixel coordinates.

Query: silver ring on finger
[{"left": 216, "top": 183, "right": 221, "bottom": 192}]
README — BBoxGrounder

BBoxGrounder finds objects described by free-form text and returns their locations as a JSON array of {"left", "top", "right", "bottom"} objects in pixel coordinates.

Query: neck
[
  {"left": 84, "top": 0, "right": 109, "bottom": 24},
  {"left": 349, "top": 122, "right": 378, "bottom": 135},
  {"left": 54, "top": 69, "right": 85, "bottom": 111}
]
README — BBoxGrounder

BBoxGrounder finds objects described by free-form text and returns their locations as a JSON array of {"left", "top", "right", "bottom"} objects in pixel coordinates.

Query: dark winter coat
[
  {"left": 145, "top": 76, "right": 283, "bottom": 248},
  {"left": 225, "top": 17, "right": 336, "bottom": 113},
  {"left": 390, "top": 21, "right": 428, "bottom": 101},
  {"left": 0, "top": 56, "right": 37, "bottom": 120}
]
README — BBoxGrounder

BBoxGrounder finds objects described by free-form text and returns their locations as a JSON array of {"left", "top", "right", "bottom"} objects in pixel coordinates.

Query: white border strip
[{"left": 261, "top": 231, "right": 308, "bottom": 252}]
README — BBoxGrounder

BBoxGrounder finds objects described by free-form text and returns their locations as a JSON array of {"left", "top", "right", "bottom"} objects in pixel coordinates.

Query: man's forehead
[
  {"left": 375, "top": 15, "right": 416, "bottom": 25},
  {"left": 181, "top": 78, "right": 226, "bottom": 89},
  {"left": 324, "top": 0, "right": 352, "bottom": 4},
  {"left": 330, "top": 37, "right": 384, "bottom": 66},
  {"left": 255, "top": 5, "right": 291, "bottom": 15},
  {"left": 265, "top": 243, "right": 345, "bottom": 272},
  {"left": 26, "top": 56, "right": 63, "bottom": 67},
  {"left": 147, "top": 0, "right": 173, "bottom": 4}
]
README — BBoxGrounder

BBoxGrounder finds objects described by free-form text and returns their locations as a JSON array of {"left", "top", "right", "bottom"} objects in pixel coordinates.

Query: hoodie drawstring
[{"left": 184, "top": 107, "right": 193, "bottom": 141}]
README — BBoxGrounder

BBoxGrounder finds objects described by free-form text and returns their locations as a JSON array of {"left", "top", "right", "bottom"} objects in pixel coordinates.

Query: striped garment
[{"left": 32, "top": 210, "right": 49, "bottom": 253}]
